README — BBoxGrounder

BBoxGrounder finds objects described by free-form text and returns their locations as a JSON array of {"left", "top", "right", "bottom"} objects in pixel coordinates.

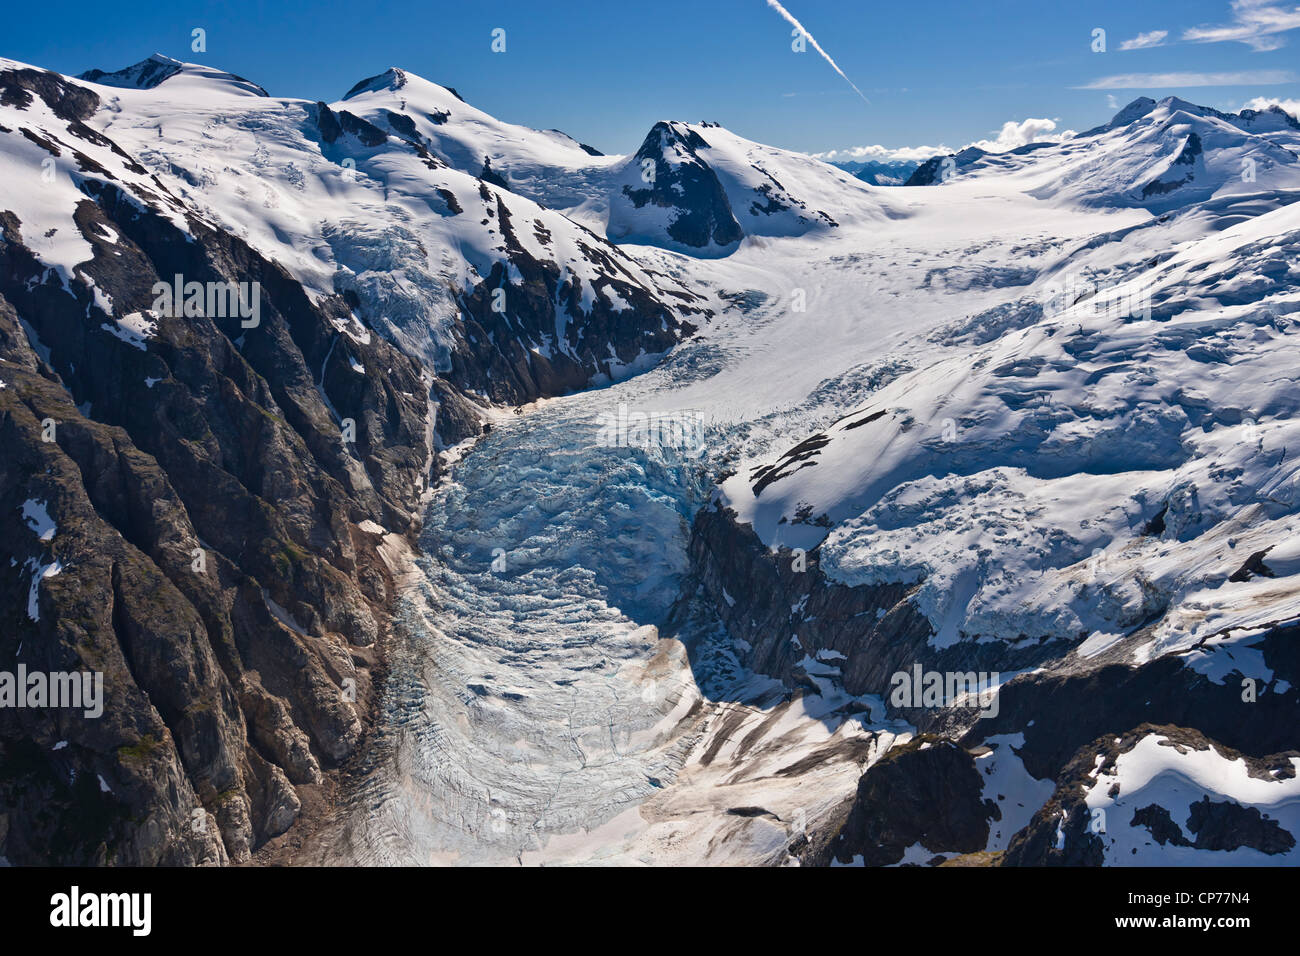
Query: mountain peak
[
  {"left": 343, "top": 67, "right": 408, "bottom": 99},
  {"left": 1101, "top": 95, "right": 1228, "bottom": 129},
  {"left": 78, "top": 54, "right": 268, "bottom": 96},
  {"left": 1096, "top": 94, "right": 1300, "bottom": 136},
  {"left": 79, "top": 53, "right": 183, "bottom": 90},
  {"left": 1108, "top": 97, "right": 1158, "bottom": 128},
  {"left": 341, "top": 67, "right": 467, "bottom": 106},
  {"left": 1157, "top": 95, "right": 1208, "bottom": 114}
]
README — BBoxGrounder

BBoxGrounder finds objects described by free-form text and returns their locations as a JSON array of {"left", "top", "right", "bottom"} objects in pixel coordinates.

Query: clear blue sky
[{"left": 5, "top": 0, "right": 1299, "bottom": 156}]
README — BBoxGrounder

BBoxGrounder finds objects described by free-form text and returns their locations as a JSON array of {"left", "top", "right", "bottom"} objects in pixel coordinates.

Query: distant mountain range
[{"left": 828, "top": 158, "right": 923, "bottom": 185}]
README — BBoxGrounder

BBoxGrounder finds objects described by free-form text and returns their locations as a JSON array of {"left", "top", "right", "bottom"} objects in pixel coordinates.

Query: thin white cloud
[
  {"left": 765, "top": 0, "right": 871, "bottom": 106},
  {"left": 1183, "top": 0, "right": 1300, "bottom": 51},
  {"left": 1119, "top": 30, "right": 1169, "bottom": 50},
  {"left": 1077, "top": 69, "right": 1298, "bottom": 89},
  {"left": 1241, "top": 94, "right": 1300, "bottom": 118},
  {"left": 1107, "top": 94, "right": 1121, "bottom": 109},
  {"left": 813, "top": 118, "right": 1073, "bottom": 164}
]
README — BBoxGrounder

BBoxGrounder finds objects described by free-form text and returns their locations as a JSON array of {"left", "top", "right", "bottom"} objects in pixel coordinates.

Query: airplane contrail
[{"left": 766, "top": 0, "right": 870, "bottom": 106}]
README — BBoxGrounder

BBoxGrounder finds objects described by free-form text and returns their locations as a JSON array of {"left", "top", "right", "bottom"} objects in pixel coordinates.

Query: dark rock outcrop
[
  {"left": 679, "top": 503, "right": 1061, "bottom": 715},
  {"left": 804, "top": 737, "right": 999, "bottom": 866},
  {"left": 447, "top": 185, "right": 702, "bottom": 404},
  {"left": 618, "top": 122, "right": 743, "bottom": 250},
  {"left": 679, "top": 496, "right": 1300, "bottom": 866},
  {"left": 905, "top": 147, "right": 987, "bottom": 185},
  {"left": 1003, "top": 725, "right": 1298, "bottom": 864}
]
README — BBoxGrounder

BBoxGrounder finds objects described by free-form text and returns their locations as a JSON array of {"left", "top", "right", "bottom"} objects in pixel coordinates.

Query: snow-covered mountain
[
  {"left": 79, "top": 52, "right": 270, "bottom": 96},
  {"left": 66, "top": 56, "right": 714, "bottom": 402},
  {"left": 609, "top": 119, "right": 901, "bottom": 254},
  {"left": 328, "top": 68, "right": 901, "bottom": 256},
  {"left": 3, "top": 52, "right": 1299, "bottom": 868},
  {"left": 335, "top": 67, "right": 616, "bottom": 223},
  {"left": 838, "top": 159, "right": 921, "bottom": 186},
  {"left": 909, "top": 96, "right": 1300, "bottom": 212}
]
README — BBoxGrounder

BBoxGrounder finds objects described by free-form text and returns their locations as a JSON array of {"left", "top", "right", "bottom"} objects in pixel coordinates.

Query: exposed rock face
[
  {"left": 680, "top": 499, "right": 1300, "bottom": 866},
  {"left": 0, "top": 66, "right": 428, "bottom": 864},
  {"left": 309, "top": 102, "right": 390, "bottom": 149},
  {"left": 1003, "top": 725, "right": 1299, "bottom": 865},
  {"left": 608, "top": 119, "right": 845, "bottom": 254},
  {"left": 78, "top": 56, "right": 182, "bottom": 91},
  {"left": 447, "top": 186, "right": 701, "bottom": 403},
  {"left": 904, "top": 147, "right": 987, "bottom": 185},
  {"left": 963, "top": 622, "right": 1300, "bottom": 781},
  {"left": 805, "top": 737, "right": 998, "bottom": 866},
  {"left": 1140, "top": 130, "right": 1203, "bottom": 199},
  {"left": 1184, "top": 798, "right": 1296, "bottom": 854},
  {"left": 682, "top": 504, "right": 1057, "bottom": 718},
  {"left": 614, "top": 122, "right": 744, "bottom": 251},
  {"left": 1122, "top": 795, "right": 1299, "bottom": 855}
]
